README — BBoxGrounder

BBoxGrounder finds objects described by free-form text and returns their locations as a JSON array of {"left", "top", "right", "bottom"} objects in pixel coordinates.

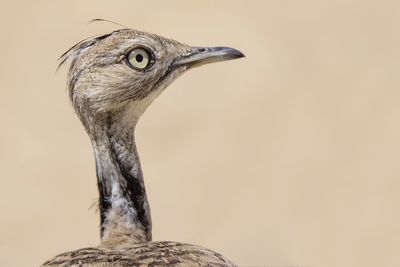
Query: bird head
[{"left": 60, "top": 29, "right": 244, "bottom": 132}]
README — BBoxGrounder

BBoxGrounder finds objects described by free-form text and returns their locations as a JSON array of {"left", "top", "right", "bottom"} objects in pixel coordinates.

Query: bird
[{"left": 42, "top": 28, "right": 244, "bottom": 267}]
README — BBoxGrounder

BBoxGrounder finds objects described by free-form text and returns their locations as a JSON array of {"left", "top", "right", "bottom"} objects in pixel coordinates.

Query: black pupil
[{"left": 136, "top": 54, "right": 144, "bottom": 63}]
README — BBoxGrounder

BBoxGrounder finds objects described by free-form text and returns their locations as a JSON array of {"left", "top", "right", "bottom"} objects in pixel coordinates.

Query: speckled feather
[{"left": 42, "top": 242, "right": 235, "bottom": 267}]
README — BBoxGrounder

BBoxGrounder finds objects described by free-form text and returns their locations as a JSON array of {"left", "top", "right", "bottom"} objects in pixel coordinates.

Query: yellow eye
[{"left": 127, "top": 48, "right": 150, "bottom": 70}]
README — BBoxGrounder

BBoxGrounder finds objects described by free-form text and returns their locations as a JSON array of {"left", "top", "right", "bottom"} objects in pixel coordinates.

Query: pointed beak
[{"left": 174, "top": 46, "right": 245, "bottom": 68}]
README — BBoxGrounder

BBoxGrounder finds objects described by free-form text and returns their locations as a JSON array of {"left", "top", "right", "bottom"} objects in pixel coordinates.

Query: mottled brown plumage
[
  {"left": 42, "top": 28, "right": 243, "bottom": 266},
  {"left": 42, "top": 242, "right": 235, "bottom": 267}
]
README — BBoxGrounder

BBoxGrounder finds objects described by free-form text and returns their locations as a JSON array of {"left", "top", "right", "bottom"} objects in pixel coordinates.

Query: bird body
[
  {"left": 42, "top": 241, "right": 235, "bottom": 267},
  {"left": 43, "top": 28, "right": 244, "bottom": 266}
]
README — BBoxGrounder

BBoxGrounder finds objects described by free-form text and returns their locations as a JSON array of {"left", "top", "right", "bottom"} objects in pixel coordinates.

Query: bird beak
[{"left": 174, "top": 46, "right": 245, "bottom": 68}]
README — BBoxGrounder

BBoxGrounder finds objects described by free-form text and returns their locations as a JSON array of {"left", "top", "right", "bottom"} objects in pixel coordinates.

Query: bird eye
[{"left": 127, "top": 48, "right": 150, "bottom": 70}]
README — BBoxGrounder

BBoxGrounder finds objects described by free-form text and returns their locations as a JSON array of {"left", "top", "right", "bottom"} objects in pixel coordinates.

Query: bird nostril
[{"left": 197, "top": 48, "right": 206, "bottom": 53}]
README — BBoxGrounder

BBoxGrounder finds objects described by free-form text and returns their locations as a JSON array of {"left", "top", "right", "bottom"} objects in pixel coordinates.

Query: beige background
[{"left": 0, "top": 0, "right": 399, "bottom": 266}]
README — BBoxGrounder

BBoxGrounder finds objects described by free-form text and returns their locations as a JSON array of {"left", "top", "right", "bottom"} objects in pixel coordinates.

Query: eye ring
[{"left": 126, "top": 47, "right": 152, "bottom": 70}]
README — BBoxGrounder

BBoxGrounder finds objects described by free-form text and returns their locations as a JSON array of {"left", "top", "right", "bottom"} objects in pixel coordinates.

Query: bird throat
[{"left": 91, "top": 113, "right": 152, "bottom": 245}]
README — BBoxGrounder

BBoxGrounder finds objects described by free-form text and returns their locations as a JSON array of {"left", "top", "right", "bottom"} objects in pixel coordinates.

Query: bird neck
[{"left": 90, "top": 113, "right": 152, "bottom": 246}]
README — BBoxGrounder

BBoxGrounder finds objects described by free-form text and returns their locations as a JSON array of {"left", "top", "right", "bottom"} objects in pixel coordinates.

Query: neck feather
[{"left": 91, "top": 113, "right": 151, "bottom": 245}]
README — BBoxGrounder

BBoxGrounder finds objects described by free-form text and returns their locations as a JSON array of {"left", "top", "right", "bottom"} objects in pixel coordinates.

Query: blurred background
[{"left": 0, "top": 0, "right": 399, "bottom": 266}]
